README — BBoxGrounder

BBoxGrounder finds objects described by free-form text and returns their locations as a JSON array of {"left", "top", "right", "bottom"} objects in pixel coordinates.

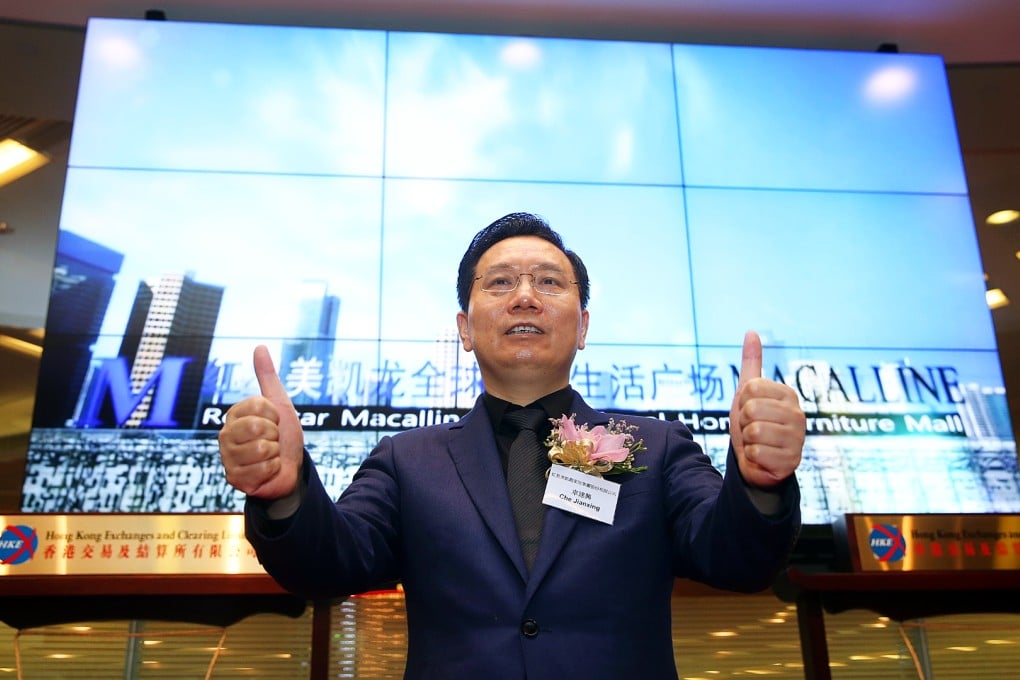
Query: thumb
[
  {"left": 738, "top": 330, "right": 763, "bottom": 387},
  {"left": 253, "top": 345, "right": 291, "bottom": 408},
  {"left": 247, "top": 345, "right": 304, "bottom": 498}
]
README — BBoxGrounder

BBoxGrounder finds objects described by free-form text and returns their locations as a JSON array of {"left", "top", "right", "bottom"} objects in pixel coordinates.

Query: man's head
[
  {"left": 457, "top": 212, "right": 590, "bottom": 312},
  {"left": 455, "top": 212, "right": 590, "bottom": 403}
]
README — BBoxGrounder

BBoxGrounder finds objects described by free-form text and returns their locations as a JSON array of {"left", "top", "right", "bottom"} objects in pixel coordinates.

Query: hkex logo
[
  {"left": 868, "top": 524, "right": 906, "bottom": 563},
  {"left": 0, "top": 525, "right": 38, "bottom": 565}
]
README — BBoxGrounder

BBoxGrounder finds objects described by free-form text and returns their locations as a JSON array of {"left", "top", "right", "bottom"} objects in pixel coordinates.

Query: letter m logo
[{"left": 75, "top": 357, "right": 192, "bottom": 428}]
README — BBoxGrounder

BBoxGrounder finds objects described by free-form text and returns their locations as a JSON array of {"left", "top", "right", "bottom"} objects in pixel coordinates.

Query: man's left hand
[{"left": 729, "top": 330, "right": 805, "bottom": 488}]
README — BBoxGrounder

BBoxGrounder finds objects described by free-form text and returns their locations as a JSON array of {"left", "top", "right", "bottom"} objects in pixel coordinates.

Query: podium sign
[
  {"left": 0, "top": 514, "right": 266, "bottom": 576},
  {"left": 846, "top": 514, "right": 1020, "bottom": 572}
]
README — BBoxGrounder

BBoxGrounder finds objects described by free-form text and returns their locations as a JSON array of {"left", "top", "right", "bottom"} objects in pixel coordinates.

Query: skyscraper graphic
[
  {"left": 279, "top": 280, "right": 340, "bottom": 405},
  {"left": 958, "top": 383, "right": 1015, "bottom": 440},
  {"left": 433, "top": 327, "right": 465, "bottom": 408},
  {"left": 116, "top": 272, "right": 223, "bottom": 427},
  {"left": 33, "top": 231, "right": 124, "bottom": 427}
]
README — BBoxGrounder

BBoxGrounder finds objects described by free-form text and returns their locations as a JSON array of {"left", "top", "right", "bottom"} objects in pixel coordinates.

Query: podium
[
  {"left": 774, "top": 515, "right": 1020, "bottom": 680},
  {"left": 0, "top": 514, "right": 320, "bottom": 676}
]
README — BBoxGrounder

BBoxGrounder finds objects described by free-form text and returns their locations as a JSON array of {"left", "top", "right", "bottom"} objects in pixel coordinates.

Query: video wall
[{"left": 23, "top": 17, "right": 1018, "bottom": 524}]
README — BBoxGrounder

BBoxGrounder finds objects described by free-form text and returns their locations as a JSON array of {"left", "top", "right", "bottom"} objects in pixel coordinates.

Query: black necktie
[{"left": 503, "top": 408, "right": 549, "bottom": 571}]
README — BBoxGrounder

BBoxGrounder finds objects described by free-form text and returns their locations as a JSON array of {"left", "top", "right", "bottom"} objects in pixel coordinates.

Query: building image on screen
[{"left": 21, "top": 18, "right": 1018, "bottom": 525}]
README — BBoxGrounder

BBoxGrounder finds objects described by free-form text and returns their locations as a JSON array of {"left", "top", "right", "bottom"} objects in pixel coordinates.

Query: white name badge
[{"left": 543, "top": 465, "right": 620, "bottom": 525}]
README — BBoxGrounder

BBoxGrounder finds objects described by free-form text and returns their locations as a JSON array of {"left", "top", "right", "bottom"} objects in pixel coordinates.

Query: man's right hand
[{"left": 218, "top": 345, "right": 304, "bottom": 499}]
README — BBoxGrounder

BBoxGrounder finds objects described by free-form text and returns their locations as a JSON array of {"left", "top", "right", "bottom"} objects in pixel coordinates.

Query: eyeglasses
[{"left": 474, "top": 269, "right": 578, "bottom": 296}]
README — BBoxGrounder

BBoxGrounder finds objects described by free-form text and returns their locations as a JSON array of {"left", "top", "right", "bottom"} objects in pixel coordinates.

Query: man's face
[{"left": 456, "top": 235, "right": 589, "bottom": 398}]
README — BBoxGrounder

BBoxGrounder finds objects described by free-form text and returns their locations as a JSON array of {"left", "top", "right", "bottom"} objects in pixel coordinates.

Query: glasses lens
[
  {"left": 479, "top": 271, "right": 518, "bottom": 293},
  {"left": 531, "top": 271, "right": 569, "bottom": 295},
  {"left": 478, "top": 270, "right": 570, "bottom": 295}
]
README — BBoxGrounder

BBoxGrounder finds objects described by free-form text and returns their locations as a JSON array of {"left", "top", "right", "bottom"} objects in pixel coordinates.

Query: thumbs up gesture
[
  {"left": 218, "top": 345, "right": 304, "bottom": 499},
  {"left": 729, "top": 331, "right": 805, "bottom": 489}
]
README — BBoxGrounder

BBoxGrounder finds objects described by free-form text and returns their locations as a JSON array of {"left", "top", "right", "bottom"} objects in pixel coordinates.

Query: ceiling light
[
  {"left": 0, "top": 333, "right": 43, "bottom": 357},
  {"left": 0, "top": 117, "right": 72, "bottom": 188},
  {"left": 0, "top": 138, "right": 49, "bottom": 187},
  {"left": 986, "top": 288, "right": 1009, "bottom": 309},
  {"left": 986, "top": 209, "right": 1020, "bottom": 225}
]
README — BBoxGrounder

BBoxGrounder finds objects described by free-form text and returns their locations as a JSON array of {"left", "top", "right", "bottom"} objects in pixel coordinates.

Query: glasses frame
[{"left": 473, "top": 271, "right": 579, "bottom": 297}]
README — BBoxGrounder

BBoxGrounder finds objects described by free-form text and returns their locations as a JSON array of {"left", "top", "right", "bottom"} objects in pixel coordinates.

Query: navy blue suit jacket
[{"left": 246, "top": 391, "right": 800, "bottom": 679}]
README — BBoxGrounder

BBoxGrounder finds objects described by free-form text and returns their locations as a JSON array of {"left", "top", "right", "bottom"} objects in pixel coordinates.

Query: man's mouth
[{"left": 506, "top": 324, "right": 543, "bottom": 335}]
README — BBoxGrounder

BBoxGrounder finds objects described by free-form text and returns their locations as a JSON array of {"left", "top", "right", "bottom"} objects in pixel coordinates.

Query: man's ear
[
  {"left": 456, "top": 311, "right": 473, "bottom": 352},
  {"left": 577, "top": 309, "right": 590, "bottom": 350}
]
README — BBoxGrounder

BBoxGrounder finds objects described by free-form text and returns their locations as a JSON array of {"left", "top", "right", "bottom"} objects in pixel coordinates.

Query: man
[{"left": 219, "top": 212, "right": 804, "bottom": 679}]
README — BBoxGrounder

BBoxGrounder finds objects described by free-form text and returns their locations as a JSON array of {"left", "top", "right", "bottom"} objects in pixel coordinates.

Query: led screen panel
[{"left": 23, "top": 18, "right": 1017, "bottom": 525}]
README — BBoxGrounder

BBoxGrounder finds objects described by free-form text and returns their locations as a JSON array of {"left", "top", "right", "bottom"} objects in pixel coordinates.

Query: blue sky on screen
[
  {"left": 58, "top": 169, "right": 385, "bottom": 363},
  {"left": 61, "top": 18, "right": 998, "bottom": 385},
  {"left": 70, "top": 19, "right": 387, "bottom": 175},
  {"left": 384, "top": 32, "right": 682, "bottom": 184},
  {"left": 673, "top": 44, "right": 968, "bottom": 194},
  {"left": 686, "top": 188, "right": 995, "bottom": 350},
  {"left": 379, "top": 179, "right": 694, "bottom": 346}
]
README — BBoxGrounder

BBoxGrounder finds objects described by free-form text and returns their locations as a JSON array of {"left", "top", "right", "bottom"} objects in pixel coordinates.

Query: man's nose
[
  {"left": 510, "top": 274, "right": 541, "bottom": 306},
  {"left": 516, "top": 273, "right": 539, "bottom": 292}
]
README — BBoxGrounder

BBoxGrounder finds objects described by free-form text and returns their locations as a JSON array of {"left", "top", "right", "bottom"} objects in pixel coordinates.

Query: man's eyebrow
[{"left": 483, "top": 262, "right": 567, "bottom": 272}]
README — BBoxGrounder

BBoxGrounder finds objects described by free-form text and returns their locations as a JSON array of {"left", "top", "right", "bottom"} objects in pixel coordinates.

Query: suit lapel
[
  {"left": 446, "top": 393, "right": 614, "bottom": 590},
  {"left": 446, "top": 404, "right": 530, "bottom": 580}
]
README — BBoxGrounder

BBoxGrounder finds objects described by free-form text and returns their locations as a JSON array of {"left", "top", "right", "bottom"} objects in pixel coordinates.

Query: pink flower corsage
[{"left": 545, "top": 414, "right": 647, "bottom": 478}]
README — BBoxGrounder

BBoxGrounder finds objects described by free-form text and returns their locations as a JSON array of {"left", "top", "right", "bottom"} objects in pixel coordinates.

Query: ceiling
[
  {"left": 1, "top": 0, "right": 1020, "bottom": 64},
  {"left": 1, "top": 0, "right": 1019, "bottom": 429}
]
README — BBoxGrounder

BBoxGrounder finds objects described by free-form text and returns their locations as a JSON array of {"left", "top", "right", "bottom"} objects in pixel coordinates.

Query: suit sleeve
[
  {"left": 244, "top": 439, "right": 404, "bottom": 600},
  {"left": 662, "top": 421, "right": 801, "bottom": 592}
]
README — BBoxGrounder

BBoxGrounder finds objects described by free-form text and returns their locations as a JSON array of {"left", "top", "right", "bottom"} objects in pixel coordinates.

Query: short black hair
[{"left": 456, "top": 212, "right": 590, "bottom": 311}]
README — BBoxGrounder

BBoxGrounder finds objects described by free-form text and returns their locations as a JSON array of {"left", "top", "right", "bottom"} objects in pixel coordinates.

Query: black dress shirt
[{"left": 482, "top": 386, "right": 574, "bottom": 478}]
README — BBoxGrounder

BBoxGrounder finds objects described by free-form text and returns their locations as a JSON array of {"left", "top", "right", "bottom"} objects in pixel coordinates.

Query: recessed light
[
  {"left": 0, "top": 138, "right": 49, "bottom": 187},
  {"left": 987, "top": 288, "right": 1009, "bottom": 309},
  {"left": 986, "top": 209, "right": 1020, "bottom": 225}
]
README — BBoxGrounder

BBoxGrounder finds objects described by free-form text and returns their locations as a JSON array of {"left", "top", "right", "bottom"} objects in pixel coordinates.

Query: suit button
[{"left": 521, "top": 619, "right": 540, "bottom": 638}]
